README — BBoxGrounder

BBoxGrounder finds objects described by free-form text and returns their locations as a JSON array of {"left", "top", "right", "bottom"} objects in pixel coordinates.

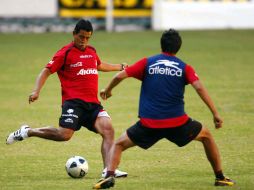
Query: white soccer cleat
[
  {"left": 6, "top": 125, "right": 30, "bottom": 145},
  {"left": 101, "top": 168, "right": 128, "bottom": 178}
]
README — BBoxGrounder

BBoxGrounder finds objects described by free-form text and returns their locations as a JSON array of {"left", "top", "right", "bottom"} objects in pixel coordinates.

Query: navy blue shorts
[
  {"left": 59, "top": 99, "right": 103, "bottom": 132},
  {"left": 126, "top": 118, "right": 202, "bottom": 149}
]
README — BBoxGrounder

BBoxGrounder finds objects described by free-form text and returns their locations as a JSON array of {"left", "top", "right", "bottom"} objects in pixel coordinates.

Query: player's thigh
[
  {"left": 194, "top": 126, "right": 212, "bottom": 141},
  {"left": 94, "top": 116, "right": 114, "bottom": 137},
  {"left": 115, "top": 132, "right": 136, "bottom": 151}
]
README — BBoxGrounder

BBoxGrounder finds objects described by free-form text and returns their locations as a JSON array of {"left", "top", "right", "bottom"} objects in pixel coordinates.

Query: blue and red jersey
[
  {"left": 125, "top": 52, "right": 199, "bottom": 128},
  {"left": 46, "top": 42, "right": 101, "bottom": 104}
]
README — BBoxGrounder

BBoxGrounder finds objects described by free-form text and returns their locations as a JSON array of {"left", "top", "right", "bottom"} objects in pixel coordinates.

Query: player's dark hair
[
  {"left": 160, "top": 29, "right": 182, "bottom": 54},
  {"left": 73, "top": 19, "right": 93, "bottom": 34}
]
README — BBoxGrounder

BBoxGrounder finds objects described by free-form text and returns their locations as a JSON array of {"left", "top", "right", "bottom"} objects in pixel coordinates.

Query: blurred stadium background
[{"left": 1, "top": 0, "right": 254, "bottom": 33}]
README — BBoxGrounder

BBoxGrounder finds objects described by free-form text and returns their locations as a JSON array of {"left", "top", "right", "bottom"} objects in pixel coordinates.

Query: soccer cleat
[
  {"left": 6, "top": 125, "right": 30, "bottom": 145},
  {"left": 93, "top": 176, "right": 115, "bottom": 189},
  {"left": 101, "top": 168, "right": 128, "bottom": 178},
  {"left": 214, "top": 177, "right": 235, "bottom": 186}
]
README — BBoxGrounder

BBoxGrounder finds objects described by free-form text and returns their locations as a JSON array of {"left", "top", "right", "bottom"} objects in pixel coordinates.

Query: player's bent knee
[
  {"left": 195, "top": 127, "right": 211, "bottom": 141},
  {"left": 115, "top": 133, "right": 134, "bottom": 150},
  {"left": 115, "top": 141, "right": 127, "bottom": 151},
  {"left": 95, "top": 117, "right": 114, "bottom": 136},
  {"left": 58, "top": 127, "right": 74, "bottom": 141},
  {"left": 202, "top": 127, "right": 212, "bottom": 138},
  {"left": 61, "top": 134, "right": 72, "bottom": 141},
  {"left": 100, "top": 124, "right": 114, "bottom": 137}
]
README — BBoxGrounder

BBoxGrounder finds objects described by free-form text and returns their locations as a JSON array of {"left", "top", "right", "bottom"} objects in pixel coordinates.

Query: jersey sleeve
[
  {"left": 95, "top": 53, "right": 101, "bottom": 66},
  {"left": 185, "top": 64, "right": 199, "bottom": 84},
  {"left": 45, "top": 51, "right": 65, "bottom": 74},
  {"left": 125, "top": 58, "right": 147, "bottom": 80}
]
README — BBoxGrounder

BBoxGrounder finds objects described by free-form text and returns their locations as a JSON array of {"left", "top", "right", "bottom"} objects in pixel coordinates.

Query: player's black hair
[
  {"left": 160, "top": 29, "right": 182, "bottom": 54},
  {"left": 73, "top": 19, "right": 93, "bottom": 34}
]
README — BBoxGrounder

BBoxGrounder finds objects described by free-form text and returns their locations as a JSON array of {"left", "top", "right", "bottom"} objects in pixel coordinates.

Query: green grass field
[{"left": 0, "top": 30, "right": 254, "bottom": 190}]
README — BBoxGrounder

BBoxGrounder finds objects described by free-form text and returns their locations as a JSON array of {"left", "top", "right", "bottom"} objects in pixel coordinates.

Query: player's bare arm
[
  {"left": 29, "top": 68, "right": 51, "bottom": 104},
  {"left": 100, "top": 70, "right": 128, "bottom": 100},
  {"left": 97, "top": 62, "right": 127, "bottom": 72},
  {"left": 191, "top": 80, "right": 223, "bottom": 129}
]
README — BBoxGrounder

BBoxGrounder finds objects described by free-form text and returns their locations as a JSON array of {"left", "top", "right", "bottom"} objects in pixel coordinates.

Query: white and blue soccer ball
[{"left": 65, "top": 156, "right": 89, "bottom": 178}]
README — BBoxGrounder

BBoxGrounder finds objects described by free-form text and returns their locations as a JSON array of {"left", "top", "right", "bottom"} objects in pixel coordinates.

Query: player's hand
[
  {"left": 100, "top": 89, "right": 112, "bottom": 100},
  {"left": 213, "top": 114, "right": 223, "bottom": 129},
  {"left": 121, "top": 63, "right": 128, "bottom": 71},
  {"left": 29, "top": 91, "right": 39, "bottom": 104}
]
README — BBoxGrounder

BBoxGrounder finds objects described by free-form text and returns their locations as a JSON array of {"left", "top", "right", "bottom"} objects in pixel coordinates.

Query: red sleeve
[
  {"left": 46, "top": 51, "right": 65, "bottom": 74},
  {"left": 185, "top": 64, "right": 199, "bottom": 84},
  {"left": 125, "top": 58, "right": 147, "bottom": 80},
  {"left": 95, "top": 53, "right": 101, "bottom": 66}
]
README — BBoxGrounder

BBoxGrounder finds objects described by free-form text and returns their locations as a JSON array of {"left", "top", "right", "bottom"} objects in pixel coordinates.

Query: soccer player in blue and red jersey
[
  {"left": 93, "top": 29, "right": 235, "bottom": 189},
  {"left": 6, "top": 19, "right": 127, "bottom": 178}
]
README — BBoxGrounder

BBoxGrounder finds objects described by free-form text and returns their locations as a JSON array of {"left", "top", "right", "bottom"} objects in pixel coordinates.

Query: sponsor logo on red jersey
[
  {"left": 80, "top": 55, "right": 93, "bottom": 59},
  {"left": 77, "top": 68, "right": 98, "bottom": 75},
  {"left": 70, "top": 62, "right": 82, "bottom": 68}
]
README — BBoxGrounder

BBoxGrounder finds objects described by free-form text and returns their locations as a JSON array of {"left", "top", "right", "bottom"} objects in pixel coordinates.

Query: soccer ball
[{"left": 65, "top": 156, "right": 89, "bottom": 178}]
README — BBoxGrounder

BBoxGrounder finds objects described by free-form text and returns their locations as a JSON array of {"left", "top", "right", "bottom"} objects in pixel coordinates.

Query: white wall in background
[
  {"left": 0, "top": 0, "right": 57, "bottom": 17},
  {"left": 152, "top": 1, "right": 254, "bottom": 30}
]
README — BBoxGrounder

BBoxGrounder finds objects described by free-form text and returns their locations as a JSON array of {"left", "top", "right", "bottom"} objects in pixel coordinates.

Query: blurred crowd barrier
[{"left": 0, "top": 0, "right": 253, "bottom": 32}]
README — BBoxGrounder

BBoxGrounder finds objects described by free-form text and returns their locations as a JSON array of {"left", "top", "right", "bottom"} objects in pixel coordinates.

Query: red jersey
[{"left": 46, "top": 42, "right": 101, "bottom": 104}]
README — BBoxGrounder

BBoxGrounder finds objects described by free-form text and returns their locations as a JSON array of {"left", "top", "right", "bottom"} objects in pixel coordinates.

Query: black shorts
[
  {"left": 59, "top": 99, "right": 103, "bottom": 132},
  {"left": 126, "top": 118, "right": 202, "bottom": 149}
]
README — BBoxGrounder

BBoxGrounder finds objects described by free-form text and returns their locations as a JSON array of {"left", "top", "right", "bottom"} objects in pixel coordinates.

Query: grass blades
[{"left": 0, "top": 30, "right": 254, "bottom": 190}]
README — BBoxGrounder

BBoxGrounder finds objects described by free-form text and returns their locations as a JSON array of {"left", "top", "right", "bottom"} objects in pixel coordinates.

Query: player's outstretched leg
[
  {"left": 6, "top": 125, "right": 30, "bottom": 144},
  {"left": 7, "top": 125, "right": 74, "bottom": 144},
  {"left": 195, "top": 127, "right": 235, "bottom": 186},
  {"left": 93, "top": 176, "right": 115, "bottom": 189},
  {"left": 94, "top": 117, "right": 128, "bottom": 179}
]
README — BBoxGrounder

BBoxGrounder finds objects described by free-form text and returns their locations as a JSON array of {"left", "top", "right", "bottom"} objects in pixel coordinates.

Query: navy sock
[
  {"left": 105, "top": 171, "right": 115, "bottom": 178},
  {"left": 215, "top": 170, "right": 225, "bottom": 179}
]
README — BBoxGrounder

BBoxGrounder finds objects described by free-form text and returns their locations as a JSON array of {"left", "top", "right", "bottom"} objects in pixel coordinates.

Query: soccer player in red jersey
[
  {"left": 93, "top": 29, "right": 235, "bottom": 189},
  {"left": 6, "top": 19, "right": 127, "bottom": 178}
]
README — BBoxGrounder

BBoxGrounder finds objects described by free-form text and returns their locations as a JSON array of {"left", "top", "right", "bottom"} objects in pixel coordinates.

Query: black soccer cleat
[
  {"left": 93, "top": 176, "right": 115, "bottom": 189},
  {"left": 214, "top": 177, "right": 235, "bottom": 186}
]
